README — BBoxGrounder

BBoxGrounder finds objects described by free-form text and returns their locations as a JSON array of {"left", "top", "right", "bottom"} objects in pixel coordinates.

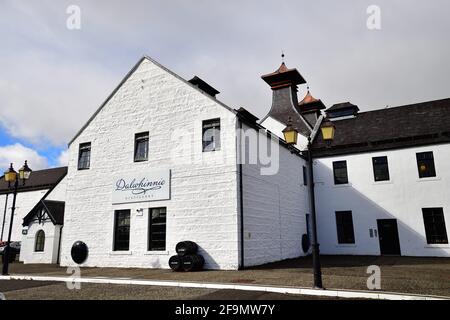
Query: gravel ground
[
  {"left": 0, "top": 280, "right": 336, "bottom": 300},
  {"left": 5, "top": 255, "right": 450, "bottom": 297}
]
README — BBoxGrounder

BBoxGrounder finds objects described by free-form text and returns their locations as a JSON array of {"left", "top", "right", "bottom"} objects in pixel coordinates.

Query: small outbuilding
[{"left": 21, "top": 200, "right": 65, "bottom": 264}]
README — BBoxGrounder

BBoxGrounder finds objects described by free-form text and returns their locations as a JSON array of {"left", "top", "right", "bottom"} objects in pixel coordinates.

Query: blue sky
[{"left": 1, "top": 0, "right": 449, "bottom": 171}]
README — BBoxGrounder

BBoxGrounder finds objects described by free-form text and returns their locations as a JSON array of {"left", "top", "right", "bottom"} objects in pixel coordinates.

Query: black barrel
[
  {"left": 176, "top": 241, "right": 198, "bottom": 256},
  {"left": 181, "top": 254, "right": 205, "bottom": 272},
  {"left": 71, "top": 241, "right": 89, "bottom": 264},
  {"left": 169, "top": 255, "right": 182, "bottom": 272},
  {"left": 301, "top": 234, "right": 311, "bottom": 254}
]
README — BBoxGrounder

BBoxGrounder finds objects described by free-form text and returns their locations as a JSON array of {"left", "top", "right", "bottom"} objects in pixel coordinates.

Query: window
[
  {"left": 202, "top": 119, "right": 221, "bottom": 152},
  {"left": 148, "top": 208, "right": 167, "bottom": 251},
  {"left": 372, "top": 156, "right": 390, "bottom": 182},
  {"left": 113, "top": 210, "right": 130, "bottom": 251},
  {"left": 333, "top": 161, "right": 348, "bottom": 185},
  {"left": 416, "top": 152, "right": 436, "bottom": 178},
  {"left": 303, "top": 166, "right": 308, "bottom": 186},
  {"left": 335, "top": 211, "right": 355, "bottom": 244},
  {"left": 422, "top": 208, "right": 448, "bottom": 244},
  {"left": 78, "top": 142, "right": 91, "bottom": 170},
  {"left": 35, "top": 230, "right": 45, "bottom": 252},
  {"left": 134, "top": 132, "right": 149, "bottom": 162}
]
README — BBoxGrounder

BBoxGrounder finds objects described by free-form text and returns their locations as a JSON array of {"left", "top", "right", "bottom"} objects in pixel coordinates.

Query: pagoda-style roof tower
[
  {"left": 261, "top": 62, "right": 306, "bottom": 89},
  {"left": 260, "top": 60, "right": 312, "bottom": 137},
  {"left": 297, "top": 87, "right": 326, "bottom": 127}
]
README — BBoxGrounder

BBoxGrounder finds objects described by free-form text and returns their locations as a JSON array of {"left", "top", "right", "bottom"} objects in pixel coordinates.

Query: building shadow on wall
[
  {"left": 251, "top": 161, "right": 449, "bottom": 270},
  {"left": 314, "top": 162, "right": 448, "bottom": 264}
]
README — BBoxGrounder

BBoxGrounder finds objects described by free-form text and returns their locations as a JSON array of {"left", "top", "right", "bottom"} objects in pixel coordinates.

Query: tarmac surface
[
  {"left": 3, "top": 255, "right": 450, "bottom": 297},
  {"left": 0, "top": 280, "right": 337, "bottom": 300}
]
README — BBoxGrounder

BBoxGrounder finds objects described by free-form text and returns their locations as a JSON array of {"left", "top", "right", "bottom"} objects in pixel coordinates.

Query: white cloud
[
  {"left": 0, "top": 0, "right": 450, "bottom": 151},
  {"left": 57, "top": 149, "right": 69, "bottom": 167},
  {"left": 0, "top": 143, "right": 48, "bottom": 172},
  {"left": 0, "top": 51, "right": 116, "bottom": 147}
]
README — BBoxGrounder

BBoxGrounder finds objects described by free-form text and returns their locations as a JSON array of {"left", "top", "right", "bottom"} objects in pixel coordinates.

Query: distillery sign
[{"left": 112, "top": 169, "right": 171, "bottom": 204}]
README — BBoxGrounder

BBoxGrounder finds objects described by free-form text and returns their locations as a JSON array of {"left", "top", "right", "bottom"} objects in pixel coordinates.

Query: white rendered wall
[
  {"left": 18, "top": 177, "right": 66, "bottom": 264},
  {"left": 60, "top": 58, "right": 240, "bottom": 270},
  {"left": 21, "top": 221, "right": 62, "bottom": 264},
  {"left": 0, "top": 189, "right": 48, "bottom": 242},
  {"left": 45, "top": 176, "right": 67, "bottom": 201},
  {"left": 241, "top": 123, "right": 310, "bottom": 266},
  {"left": 314, "top": 143, "right": 450, "bottom": 257}
]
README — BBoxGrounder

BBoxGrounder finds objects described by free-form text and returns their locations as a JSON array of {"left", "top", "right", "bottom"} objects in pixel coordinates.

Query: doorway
[{"left": 377, "top": 219, "right": 401, "bottom": 255}]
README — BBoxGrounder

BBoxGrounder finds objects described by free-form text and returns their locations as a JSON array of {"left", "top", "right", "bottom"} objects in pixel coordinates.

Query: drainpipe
[
  {"left": 57, "top": 226, "right": 63, "bottom": 265},
  {"left": 237, "top": 119, "right": 245, "bottom": 270},
  {"left": 1, "top": 194, "right": 8, "bottom": 242}
]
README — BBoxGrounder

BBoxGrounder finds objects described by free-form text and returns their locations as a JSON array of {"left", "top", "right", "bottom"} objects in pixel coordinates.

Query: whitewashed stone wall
[
  {"left": 21, "top": 222, "right": 62, "bottom": 264},
  {"left": 241, "top": 123, "right": 310, "bottom": 266},
  {"left": 314, "top": 143, "right": 450, "bottom": 257},
  {"left": 0, "top": 189, "right": 48, "bottom": 242},
  {"left": 19, "top": 177, "right": 67, "bottom": 264},
  {"left": 60, "top": 57, "right": 240, "bottom": 270},
  {"left": 45, "top": 176, "right": 67, "bottom": 201}
]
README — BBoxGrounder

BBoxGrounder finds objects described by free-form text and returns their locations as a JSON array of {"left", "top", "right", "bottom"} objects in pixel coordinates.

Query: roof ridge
[
  {"left": 33, "top": 166, "right": 68, "bottom": 172},
  {"left": 356, "top": 97, "right": 450, "bottom": 116},
  {"left": 68, "top": 55, "right": 235, "bottom": 146}
]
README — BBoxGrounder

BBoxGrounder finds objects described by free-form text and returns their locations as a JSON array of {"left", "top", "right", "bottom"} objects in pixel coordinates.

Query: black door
[{"left": 377, "top": 219, "right": 401, "bottom": 255}]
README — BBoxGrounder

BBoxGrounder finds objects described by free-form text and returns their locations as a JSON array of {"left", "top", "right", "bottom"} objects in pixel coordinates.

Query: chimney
[{"left": 188, "top": 76, "right": 220, "bottom": 98}]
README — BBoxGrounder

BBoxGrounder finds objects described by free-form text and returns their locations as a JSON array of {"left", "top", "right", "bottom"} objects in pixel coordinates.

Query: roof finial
[
  {"left": 281, "top": 51, "right": 285, "bottom": 63},
  {"left": 306, "top": 83, "right": 310, "bottom": 92}
]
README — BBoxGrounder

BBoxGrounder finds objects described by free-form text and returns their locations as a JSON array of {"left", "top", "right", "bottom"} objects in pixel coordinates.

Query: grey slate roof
[
  {"left": 312, "top": 98, "right": 450, "bottom": 157},
  {"left": 0, "top": 167, "right": 67, "bottom": 195}
]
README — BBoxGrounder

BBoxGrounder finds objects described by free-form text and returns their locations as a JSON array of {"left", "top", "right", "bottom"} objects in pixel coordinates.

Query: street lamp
[
  {"left": 320, "top": 119, "right": 336, "bottom": 142},
  {"left": 282, "top": 117, "right": 298, "bottom": 145},
  {"left": 2, "top": 161, "right": 32, "bottom": 275},
  {"left": 283, "top": 117, "right": 335, "bottom": 289}
]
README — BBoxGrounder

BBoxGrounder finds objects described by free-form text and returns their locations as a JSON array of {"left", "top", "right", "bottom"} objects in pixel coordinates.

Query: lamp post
[
  {"left": 283, "top": 117, "right": 335, "bottom": 289},
  {"left": 2, "top": 161, "right": 32, "bottom": 275}
]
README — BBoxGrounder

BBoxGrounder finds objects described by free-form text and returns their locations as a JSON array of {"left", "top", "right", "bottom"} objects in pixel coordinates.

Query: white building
[
  {"left": 310, "top": 101, "right": 450, "bottom": 257},
  {"left": 0, "top": 167, "right": 67, "bottom": 264},
  {"left": 0, "top": 167, "right": 67, "bottom": 243},
  {"left": 11, "top": 56, "right": 450, "bottom": 268},
  {"left": 56, "top": 56, "right": 310, "bottom": 270},
  {"left": 260, "top": 62, "right": 450, "bottom": 258}
]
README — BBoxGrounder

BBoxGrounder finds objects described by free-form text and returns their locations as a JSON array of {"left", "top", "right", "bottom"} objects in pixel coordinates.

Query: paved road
[
  {"left": 0, "top": 280, "right": 334, "bottom": 300},
  {"left": 6, "top": 256, "right": 450, "bottom": 297}
]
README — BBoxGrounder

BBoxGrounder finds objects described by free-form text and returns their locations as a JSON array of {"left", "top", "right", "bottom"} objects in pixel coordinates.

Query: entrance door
[{"left": 377, "top": 219, "right": 401, "bottom": 255}]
